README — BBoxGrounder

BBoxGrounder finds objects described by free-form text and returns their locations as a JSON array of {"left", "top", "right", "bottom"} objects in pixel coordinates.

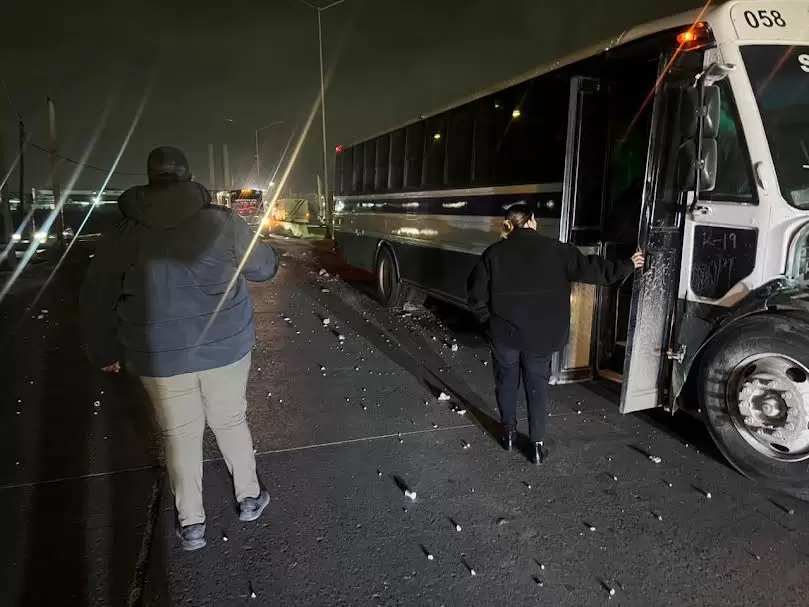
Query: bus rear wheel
[
  {"left": 699, "top": 313, "right": 809, "bottom": 489},
  {"left": 375, "top": 246, "right": 421, "bottom": 309}
]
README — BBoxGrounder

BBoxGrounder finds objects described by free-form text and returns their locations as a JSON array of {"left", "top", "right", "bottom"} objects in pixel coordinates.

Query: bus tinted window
[
  {"left": 363, "top": 141, "right": 376, "bottom": 192},
  {"left": 340, "top": 147, "right": 353, "bottom": 196},
  {"left": 352, "top": 144, "right": 364, "bottom": 193},
  {"left": 405, "top": 122, "right": 424, "bottom": 188},
  {"left": 472, "top": 99, "right": 494, "bottom": 184},
  {"left": 375, "top": 134, "right": 390, "bottom": 192},
  {"left": 490, "top": 80, "right": 567, "bottom": 185},
  {"left": 422, "top": 115, "right": 446, "bottom": 188},
  {"left": 334, "top": 149, "right": 344, "bottom": 195},
  {"left": 389, "top": 129, "right": 405, "bottom": 190},
  {"left": 447, "top": 107, "right": 474, "bottom": 186}
]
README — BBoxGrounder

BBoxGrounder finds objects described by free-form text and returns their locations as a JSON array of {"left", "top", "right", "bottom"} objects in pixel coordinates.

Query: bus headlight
[
  {"left": 787, "top": 223, "right": 809, "bottom": 282},
  {"left": 34, "top": 230, "right": 48, "bottom": 242}
]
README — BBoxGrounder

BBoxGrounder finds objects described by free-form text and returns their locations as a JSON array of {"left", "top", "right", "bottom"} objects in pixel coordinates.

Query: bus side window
[
  {"left": 489, "top": 79, "right": 567, "bottom": 186},
  {"left": 389, "top": 129, "right": 405, "bottom": 190},
  {"left": 447, "top": 107, "right": 474, "bottom": 187},
  {"left": 704, "top": 83, "right": 758, "bottom": 203},
  {"left": 352, "top": 144, "right": 364, "bottom": 194},
  {"left": 375, "top": 134, "right": 390, "bottom": 193},
  {"left": 363, "top": 141, "right": 376, "bottom": 193},
  {"left": 405, "top": 122, "right": 424, "bottom": 189},
  {"left": 340, "top": 146, "right": 353, "bottom": 196},
  {"left": 422, "top": 115, "right": 447, "bottom": 189}
]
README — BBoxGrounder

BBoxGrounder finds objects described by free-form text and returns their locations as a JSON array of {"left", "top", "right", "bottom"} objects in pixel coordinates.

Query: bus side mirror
[
  {"left": 677, "top": 139, "right": 718, "bottom": 192},
  {"left": 680, "top": 85, "right": 721, "bottom": 139}
]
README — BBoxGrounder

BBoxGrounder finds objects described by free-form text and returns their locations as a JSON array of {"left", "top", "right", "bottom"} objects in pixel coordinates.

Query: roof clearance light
[
  {"left": 335, "top": 144, "right": 344, "bottom": 153},
  {"left": 433, "top": 132, "right": 442, "bottom": 141},
  {"left": 677, "top": 22, "right": 708, "bottom": 47},
  {"left": 512, "top": 108, "right": 521, "bottom": 119}
]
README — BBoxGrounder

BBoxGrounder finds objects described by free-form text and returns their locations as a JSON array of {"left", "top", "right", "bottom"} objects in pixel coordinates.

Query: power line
[{"left": 28, "top": 142, "right": 141, "bottom": 177}]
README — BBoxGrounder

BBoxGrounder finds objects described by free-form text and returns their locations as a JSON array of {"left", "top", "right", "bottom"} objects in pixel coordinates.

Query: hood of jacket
[{"left": 117, "top": 180, "right": 212, "bottom": 229}]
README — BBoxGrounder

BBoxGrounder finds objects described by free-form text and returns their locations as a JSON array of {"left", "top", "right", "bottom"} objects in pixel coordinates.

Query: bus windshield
[{"left": 741, "top": 45, "right": 809, "bottom": 208}]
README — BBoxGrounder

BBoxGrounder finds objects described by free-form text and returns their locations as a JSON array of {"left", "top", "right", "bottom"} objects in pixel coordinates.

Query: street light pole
[
  {"left": 296, "top": 0, "right": 345, "bottom": 238},
  {"left": 316, "top": 7, "right": 330, "bottom": 236}
]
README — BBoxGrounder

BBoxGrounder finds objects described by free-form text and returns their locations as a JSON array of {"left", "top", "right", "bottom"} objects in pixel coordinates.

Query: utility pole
[
  {"left": 0, "top": 125, "right": 12, "bottom": 246},
  {"left": 208, "top": 144, "right": 216, "bottom": 191},
  {"left": 223, "top": 143, "right": 231, "bottom": 189},
  {"left": 48, "top": 97, "right": 64, "bottom": 245},
  {"left": 18, "top": 119, "right": 26, "bottom": 229}
]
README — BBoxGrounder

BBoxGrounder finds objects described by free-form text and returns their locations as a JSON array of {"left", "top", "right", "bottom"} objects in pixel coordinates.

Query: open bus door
[
  {"left": 619, "top": 55, "right": 694, "bottom": 414},
  {"left": 553, "top": 76, "right": 609, "bottom": 384}
]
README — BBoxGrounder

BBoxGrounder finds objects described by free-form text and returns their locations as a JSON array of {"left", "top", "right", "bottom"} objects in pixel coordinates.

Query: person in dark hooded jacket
[
  {"left": 468, "top": 203, "right": 644, "bottom": 465},
  {"left": 80, "top": 147, "right": 277, "bottom": 550}
]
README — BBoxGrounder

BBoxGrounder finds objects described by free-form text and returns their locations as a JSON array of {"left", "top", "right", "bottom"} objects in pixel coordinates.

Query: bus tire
[
  {"left": 375, "top": 245, "right": 408, "bottom": 308},
  {"left": 698, "top": 313, "right": 809, "bottom": 488}
]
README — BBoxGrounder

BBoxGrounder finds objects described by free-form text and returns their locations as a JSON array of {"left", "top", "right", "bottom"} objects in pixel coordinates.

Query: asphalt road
[{"left": 2, "top": 237, "right": 809, "bottom": 606}]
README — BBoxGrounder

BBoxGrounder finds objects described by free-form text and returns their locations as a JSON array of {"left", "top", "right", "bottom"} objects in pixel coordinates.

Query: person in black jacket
[
  {"left": 80, "top": 147, "right": 278, "bottom": 550},
  {"left": 468, "top": 203, "right": 644, "bottom": 464}
]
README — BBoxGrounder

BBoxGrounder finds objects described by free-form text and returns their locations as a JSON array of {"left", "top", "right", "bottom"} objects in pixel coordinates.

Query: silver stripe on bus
[
  {"left": 334, "top": 212, "right": 560, "bottom": 256},
  {"left": 334, "top": 183, "right": 563, "bottom": 202}
]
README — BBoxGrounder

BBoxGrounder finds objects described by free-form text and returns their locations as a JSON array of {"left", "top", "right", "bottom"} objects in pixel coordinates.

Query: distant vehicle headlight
[
  {"left": 11, "top": 233, "right": 22, "bottom": 241},
  {"left": 34, "top": 231, "right": 48, "bottom": 242}
]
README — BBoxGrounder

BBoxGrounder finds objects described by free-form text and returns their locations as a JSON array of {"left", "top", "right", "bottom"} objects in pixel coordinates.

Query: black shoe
[
  {"left": 532, "top": 442, "right": 549, "bottom": 465},
  {"left": 502, "top": 429, "right": 516, "bottom": 452}
]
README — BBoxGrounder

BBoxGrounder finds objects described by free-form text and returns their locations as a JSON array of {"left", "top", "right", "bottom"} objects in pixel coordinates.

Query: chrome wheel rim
[{"left": 727, "top": 353, "right": 809, "bottom": 461}]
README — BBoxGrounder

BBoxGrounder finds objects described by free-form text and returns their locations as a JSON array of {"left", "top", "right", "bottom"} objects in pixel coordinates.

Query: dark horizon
[{"left": 0, "top": 0, "right": 699, "bottom": 194}]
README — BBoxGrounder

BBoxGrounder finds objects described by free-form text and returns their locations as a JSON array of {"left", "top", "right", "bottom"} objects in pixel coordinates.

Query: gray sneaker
[
  {"left": 239, "top": 490, "right": 270, "bottom": 522},
  {"left": 176, "top": 523, "right": 207, "bottom": 551}
]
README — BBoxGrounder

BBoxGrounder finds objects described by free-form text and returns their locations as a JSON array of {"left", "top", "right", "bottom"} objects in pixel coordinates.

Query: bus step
[{"left": 598, "top": 369, "right": 623, "bottom": 384}]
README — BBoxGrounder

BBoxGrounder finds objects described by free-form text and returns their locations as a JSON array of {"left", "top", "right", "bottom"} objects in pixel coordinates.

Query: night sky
[{"left": 0, "top": 0, "right": 700, "bottom": 194}]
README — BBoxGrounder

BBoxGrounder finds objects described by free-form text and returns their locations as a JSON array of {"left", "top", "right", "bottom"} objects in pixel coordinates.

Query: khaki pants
[{"left": 140, "top": 353, "right": 260, "bottom": 527}]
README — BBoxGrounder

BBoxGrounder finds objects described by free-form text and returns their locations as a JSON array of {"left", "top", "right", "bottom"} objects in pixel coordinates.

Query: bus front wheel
[{"left": 699, "top": 313, "right": 809, "bottom": 489}]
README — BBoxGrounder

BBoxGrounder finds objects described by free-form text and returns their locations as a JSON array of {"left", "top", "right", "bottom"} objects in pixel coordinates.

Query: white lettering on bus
[{"left": 800, "top": 54, "right": 809, "bottom": 73}]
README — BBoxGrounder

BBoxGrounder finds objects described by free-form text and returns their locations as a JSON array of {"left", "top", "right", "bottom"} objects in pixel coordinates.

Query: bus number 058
[{"left": 743, "top": 9, "right": 787, "bottom": 28}]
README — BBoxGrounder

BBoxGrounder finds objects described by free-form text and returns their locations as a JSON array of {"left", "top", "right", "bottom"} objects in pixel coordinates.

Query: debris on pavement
[
  {"left": 438, "top": 391, "right": 451, "bottom": 401},
  {"left": 648, "top": 455, "right": 663, "bottom": 464}
]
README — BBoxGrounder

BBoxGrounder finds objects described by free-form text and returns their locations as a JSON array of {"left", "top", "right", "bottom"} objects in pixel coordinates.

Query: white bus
[{"left": 333, "top": 2, "right": 809, "bottom": 488}]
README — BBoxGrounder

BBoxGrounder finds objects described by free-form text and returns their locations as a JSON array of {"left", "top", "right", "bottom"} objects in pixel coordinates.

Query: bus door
[
  {"left": 619, "top": 56, "right": 695, "bottom": 414},
  {"left": 553, "top": 76, "right": 609, "bottom": 384}
]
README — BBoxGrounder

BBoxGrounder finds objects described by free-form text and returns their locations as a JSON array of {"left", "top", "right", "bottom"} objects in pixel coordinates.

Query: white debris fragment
[
  {"left": 222, "top": 534, "right": 229, "bottom": 542},
  {"left": 36, "top": 314, "right": 44, "bottom": 320},
  {"left": 337, "top": 334, "right": 346, "bottom": 341},
  {"left": 41, "top": 309, "right": 48, "bottom": 314},
  {"left": 318, "top": 268, "right": 328, "bottom": 276},
  {"left": 450, "top": 344, "right": 458, "bottom": 352},
  {"left": 589, "top": 526, "right": 596, "bottom": 532},
  {"left": 648, "top": 455, "right": 662, "bottom": 464},
  {"left": 404, "top": 490, "right": 417, "bottom": 501},
  {"left": 455, "top": 524, "right": 462, "bottom": 532},
  {"left": 432, "top": 423, "right": 438, "bottom": 428},
  {"left": 322, "top": 318, "right": 331, "bottom": 326},
  {"left": 610, "top": 474, "right": 618, "bottom": 481},
  {"left": 426, "top": 553, "right": 434, "bottom": 561},
  {"left": 250, "top": 590, "right": 257, "bottom": 599},
  {"left": 93, "top": 401, "right": 101, "bottom": 408},
  {"left": 456, "top": 408, "right": 467, "bottom": 415},
  {"left": 462, "top": 441, "right": 471, "bottom": 449},
  {"left": 609, "top": 587, "right": 616, "bottom": 597},
  {"left": 438, "top": 392, "right": 451, "bottom": 401},
  {"left": 470, "top": 568, "right": 477, "bottom": 576},
  {"left": 321, "top": 288, "right": 330, "bottom": 293},
  {"left": 655, "top": 514, "right": 663, "bottom": 521},
  {"left": 705, "top": 492, "right": 712, "bottom": 499}
]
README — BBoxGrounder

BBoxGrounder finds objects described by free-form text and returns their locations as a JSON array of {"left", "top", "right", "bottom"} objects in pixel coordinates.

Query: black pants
[{"left": 492, "top": 343, "right": 552, "bottom": 443}]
